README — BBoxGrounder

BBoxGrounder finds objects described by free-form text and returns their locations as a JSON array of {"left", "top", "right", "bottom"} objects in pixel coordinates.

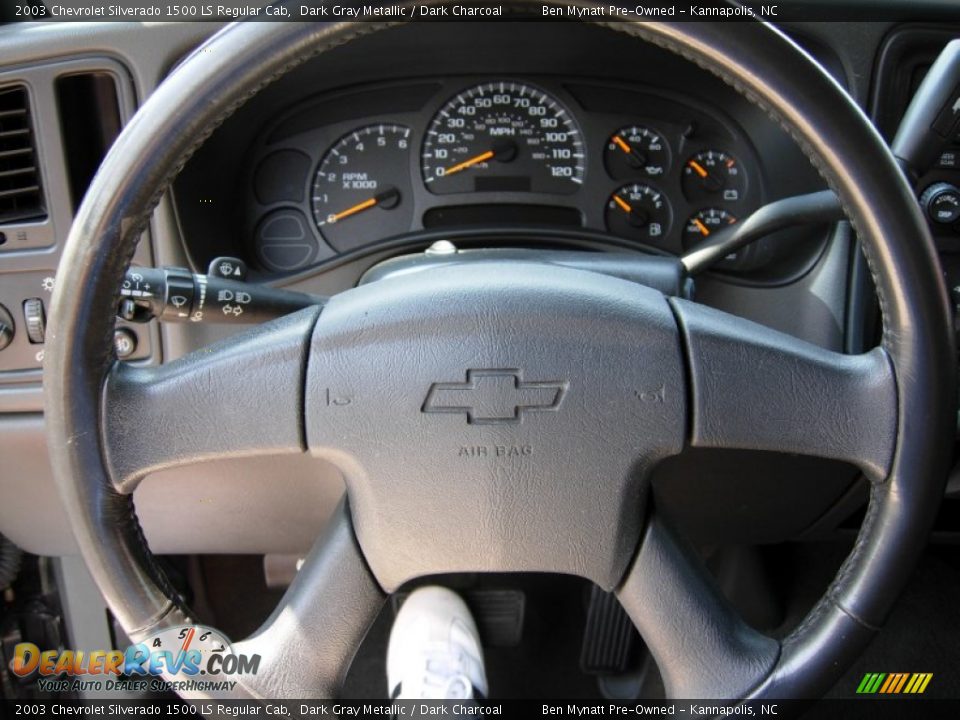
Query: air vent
[{"left": 0, "top": 85, "right": 45, "bottom": 224}]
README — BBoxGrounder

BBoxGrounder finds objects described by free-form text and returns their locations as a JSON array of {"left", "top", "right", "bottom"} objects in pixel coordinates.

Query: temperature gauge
[
  {"left": 605, "top": 183, "right": 672, "bottom": 244},
  {"left": 604, "top": 126, "right": 670, "bottom": 179},
  {"left": 683, "top": 208, "right": 738, "bottom": 250},
  {"left": 683, "top": 208, "right": 751, "bottom": 267},
  {"left": 682, "top": 150, "right": 746, "bottom": 204}
]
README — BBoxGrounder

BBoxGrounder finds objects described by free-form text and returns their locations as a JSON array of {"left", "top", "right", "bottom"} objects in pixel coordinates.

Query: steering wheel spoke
[
  {"left": 232, "top": 502, "right": 385, "bottom": 699},
  {"left": 617, "top": 514, "right": 779, "bottom": 699},
  {"left": 672, "top": 299, "right": 897, "bottom": 481},
  {"left": 102, "top": 307, "right": 321, "bottom": 493}
]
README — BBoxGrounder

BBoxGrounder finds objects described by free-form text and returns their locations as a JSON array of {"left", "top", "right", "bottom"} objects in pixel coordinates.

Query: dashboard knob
[
  {"left": 920, "top": 182, "right": 960, "bottom": 225},
  {"left": 0, "top": 305, "right": 14, "bottom": 351},
  {"left": 22, "top": 297, "right": 45, "bottom": 344}
]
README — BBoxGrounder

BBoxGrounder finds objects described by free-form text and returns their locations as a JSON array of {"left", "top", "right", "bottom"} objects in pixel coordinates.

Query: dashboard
[
  {"left": 241, "top": 77, "right": 763, "bottom": 273},
  {"left": 173, "top": 20, "right": 831, "bottom": 291}
]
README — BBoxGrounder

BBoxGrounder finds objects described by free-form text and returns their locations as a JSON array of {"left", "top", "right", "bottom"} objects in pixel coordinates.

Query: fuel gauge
[
  {"left": 682, "top": 150, "right": 746, "bottom": 204},
  {"left": 605, "top": 183, "right": 673, "bottom": 244}
]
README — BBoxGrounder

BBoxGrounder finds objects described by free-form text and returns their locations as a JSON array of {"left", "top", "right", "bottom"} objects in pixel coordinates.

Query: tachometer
[
  {"left": 311, "top": 124, "right": 413, "bottom": 253},
  {"left": 421, "top": 81, "right": 585, "bottom": 194}
]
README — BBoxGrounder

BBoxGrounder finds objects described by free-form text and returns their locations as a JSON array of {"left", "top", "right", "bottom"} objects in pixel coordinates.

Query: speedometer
[{"left": 421, "top": 81, "right": 585, "bottom": 194}]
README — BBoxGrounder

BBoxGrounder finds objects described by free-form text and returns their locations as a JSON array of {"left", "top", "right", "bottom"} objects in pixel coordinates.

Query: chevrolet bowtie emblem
[{"left": 422, "top": 369, "right": 567, "bottom": 425}]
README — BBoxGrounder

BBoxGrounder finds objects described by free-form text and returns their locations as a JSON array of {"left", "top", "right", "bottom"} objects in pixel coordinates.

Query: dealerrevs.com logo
[{"left": 12, "top": 624, "right": 259, "bottom": 694}]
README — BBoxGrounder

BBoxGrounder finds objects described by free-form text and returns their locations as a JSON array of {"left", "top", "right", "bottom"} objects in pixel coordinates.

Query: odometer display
[{"left": 421, "top": 81, "right": 585, "bottom": 195}]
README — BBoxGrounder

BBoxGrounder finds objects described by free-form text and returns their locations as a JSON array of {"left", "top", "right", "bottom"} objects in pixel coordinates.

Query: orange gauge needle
[
  {"left": 693, "top": 218, "right": 711, "bottom": 236},
  {"left": 613, "top": 195, "right": 633, "bottom": 214},
  {"left": 442, "top": 149, "right": 495, "bottom": 177},
  {"left": 688, "top": 160, "right": 709, "bottom": 178},
  {"left": 612, "top": 136, "right": 632, "bottom": 154},
  {"left": 326, "top": 187, "right": 400, "bottom": 224},
  {"left": 329, "top": 197, "right": 377, "bottom": 223}
]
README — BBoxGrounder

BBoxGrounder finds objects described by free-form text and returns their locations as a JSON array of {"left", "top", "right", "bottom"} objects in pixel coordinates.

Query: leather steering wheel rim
[{"left": 45, "top": 4, "right": 955, "bottom": 702}]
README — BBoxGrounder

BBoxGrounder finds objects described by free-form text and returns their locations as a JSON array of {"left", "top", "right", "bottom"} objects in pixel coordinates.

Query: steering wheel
[{"left": 45, "top": 4, "right": 955, "bottom": 702}]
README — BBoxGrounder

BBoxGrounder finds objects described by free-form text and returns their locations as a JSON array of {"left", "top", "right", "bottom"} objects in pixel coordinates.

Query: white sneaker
[{"left": 386, "top": 586, "right": 488, "bottom": 700}]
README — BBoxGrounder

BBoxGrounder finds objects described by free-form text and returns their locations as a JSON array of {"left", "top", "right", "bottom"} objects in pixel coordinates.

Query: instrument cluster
[{"left": 245, "top": 77, "right": 765, "bottom": 274}]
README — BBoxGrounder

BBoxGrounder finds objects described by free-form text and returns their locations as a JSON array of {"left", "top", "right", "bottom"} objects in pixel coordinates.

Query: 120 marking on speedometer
[{"left": 421, "top": 81, "right": 585, "bottom": 195}]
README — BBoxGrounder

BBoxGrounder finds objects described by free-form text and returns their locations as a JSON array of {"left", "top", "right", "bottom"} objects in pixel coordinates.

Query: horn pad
[{"left": 305, "top": 263, "right": 687, "bottom": 590}]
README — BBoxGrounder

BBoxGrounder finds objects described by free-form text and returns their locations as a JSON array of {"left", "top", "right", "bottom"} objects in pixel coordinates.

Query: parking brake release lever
[{"left": 118, "top": 259, "right": 321, "bottom": 324}]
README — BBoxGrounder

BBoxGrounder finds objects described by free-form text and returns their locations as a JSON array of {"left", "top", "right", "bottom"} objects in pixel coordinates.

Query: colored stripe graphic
[
  {"left": 878, "top": 674, "right": 896, "bottom": 693},
  {"left": 857, "top": 672, "right": 932, "bottom": 694},
  {"left": 895, "top": 673, "right": 910, "bottom": 693}
]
